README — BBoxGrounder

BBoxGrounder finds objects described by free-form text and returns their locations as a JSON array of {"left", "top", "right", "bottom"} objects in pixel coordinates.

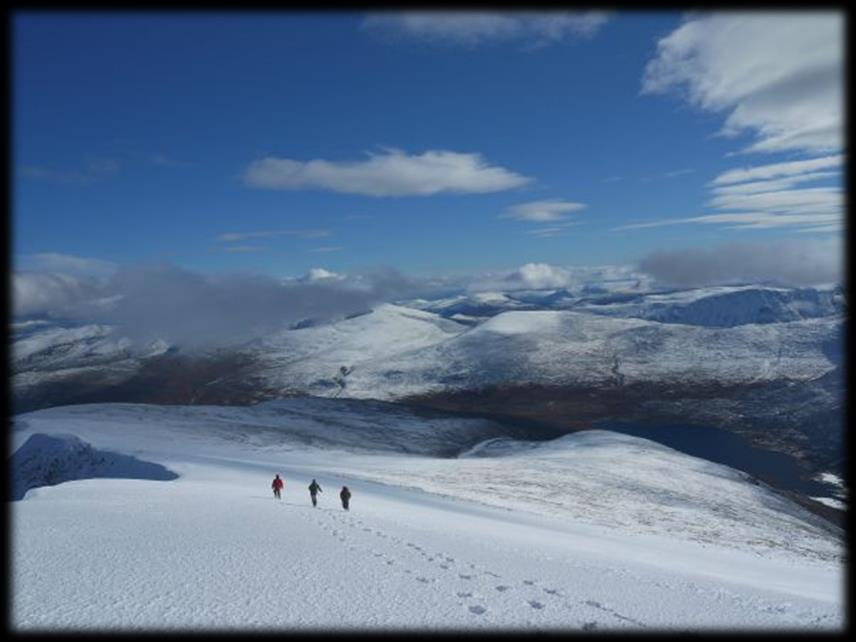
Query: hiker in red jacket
[{"left": 272, "top": 474, "right": 284, "bottom": 500}]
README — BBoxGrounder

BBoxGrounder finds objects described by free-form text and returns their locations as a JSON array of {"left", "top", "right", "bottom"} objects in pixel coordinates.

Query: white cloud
[
  {"left": 300, "top": 268, "right": 344, "bottom": 282},
  {"left": 710, "top": 154, "right": 843, "bottom": 186},
  {"left": 642, "top": 12, "right": 843, "bottom": 154},
  {"left": 13, "top": 272, "right": 104, "bottom": 318},
  {"left": 507, "top": 263, "right": 573, "bottom": 289},
  {"left": 362, "top": 11, "right": 610, "bottom": 47},
  {"left": 244, "top": 148, "right": 532, "bottom": 196},
  {"left": 502, "top": 199, "right": 586, "bottom": 222},
  {"left": 465, "top": 263, "right": 649, "bottom": 293}
]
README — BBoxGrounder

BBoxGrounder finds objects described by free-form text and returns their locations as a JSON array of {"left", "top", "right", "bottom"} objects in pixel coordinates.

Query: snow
[
  {"left": 10, "top": 400, "right": 843, "bottom": 631},
  {"left": 809, "top": 497, "right": 845, "bottom": 510},
  {"left": 263, "top": 310, "right": 840, "bottom": 400},
  {"left": 12, "top": 285, "right": 844, "bottom": 408},
  {"left": 10, "top": 433, "right": 177, "bottom": 501},
  {"left": 576, "top": 285, "right": 843, "bottom": 327}
]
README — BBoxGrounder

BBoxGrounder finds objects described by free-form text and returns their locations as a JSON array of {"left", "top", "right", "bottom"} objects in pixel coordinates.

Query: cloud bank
[
  {"left": 642, "top": 12, "right": 843, "bottom": 154},
  {"left": 637, "top": 239, "right": 843, "bottom": 288},
  {"left": 12, "top": 262, "right": 442, "bottom": 348},
  {"left": 244, "top": 148, "right": 532, "bottom": 196}
]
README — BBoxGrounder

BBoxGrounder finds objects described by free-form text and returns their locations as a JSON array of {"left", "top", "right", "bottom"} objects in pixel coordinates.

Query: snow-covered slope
[
  {"left": 10, "top": 401, "right": 842, "bottom": 630},
  {"left": 11, "top": 320, "right": 172, "bottom": 407},
  {"left": 242, "top": 304, "right": 467, "bottom": 395},
  {"left": 9, "top": 432, "right": 177, "bottom": 501},
  {"left": 252, "top": 309, "right": 841, "bottom": 400}
]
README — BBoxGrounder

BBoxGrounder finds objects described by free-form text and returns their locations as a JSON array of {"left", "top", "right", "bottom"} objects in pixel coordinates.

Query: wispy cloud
[
  {"left": 16, "top": 253, "right": 117, "bottom": 279},
  {"left": 222, "top": 245, "right": 264, "bottom": 253},
  {"left": 640, "top": 168, "right": 695, "bottom": 183},
  {"left": 525, "top": 222, "right": 580, "bottom": 238},
  {"left": 641, "top": 13, "right": 842, "bottom": 154},
  {"left": 152, "top": 153, "right": 195, "bottom": 168},
  {"left": 19, "top": 157, "right": 120, "bottom": 184},
  {"left": 710, "top": 155, "right": 843, "bottom": 186},
  {"left": 362, "top": 11, "right": 610, "bottom": 48},
  {"left": 216, "top": 229, "right": 332, "bottom": 242},
  {"left": 244, "top": 147, "right": 532, "bottom": 196},
  {"left": 502, "top": 199, "right": 586, "bottom": 222},
  {"left": 662, "top": 168, "right": 694, "bottom": 179},
  {"left": 615, "top": 155, "right": 842, "bottom": 233}
]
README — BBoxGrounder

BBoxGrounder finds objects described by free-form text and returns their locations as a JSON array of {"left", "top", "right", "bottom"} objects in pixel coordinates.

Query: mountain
[
  {"left": 9, "top": 285, "right": 844, "bottom": 487},
  {"left": 10, "top": 399, "right": 843, "bottom": 629}
]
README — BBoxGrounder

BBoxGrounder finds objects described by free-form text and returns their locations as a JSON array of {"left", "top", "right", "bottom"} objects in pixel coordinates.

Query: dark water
[{"left": 592, "top": 421, "right": 835, "bottom": 498}]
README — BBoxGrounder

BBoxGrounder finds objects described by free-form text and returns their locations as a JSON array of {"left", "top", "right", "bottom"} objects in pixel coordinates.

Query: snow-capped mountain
[
  {"left": 573, "top": 285, "right": 845, "bottom": 327},
  {"left": 406, "top": 284, "right": 844, "bottom": 327},
  {"left": 9, "top": 285, "right": 844, "bottom": 487},
  {"left": 10, "top": 399, "right": 843, "bottom": 630},
  {"left": 248, "top": 307, "right": 841, "bottom": 400}
]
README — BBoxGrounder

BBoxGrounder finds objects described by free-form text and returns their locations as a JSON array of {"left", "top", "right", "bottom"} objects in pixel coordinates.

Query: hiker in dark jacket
[
  {"left": 308, "top": 479, "right": 323, "bottom": 507},
  {"left": 340, "top": 485, "right": 351, "bottom": 511}
]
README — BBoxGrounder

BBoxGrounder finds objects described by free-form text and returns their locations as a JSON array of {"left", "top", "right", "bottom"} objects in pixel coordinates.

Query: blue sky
[{"left": 13, "top": 11, "right": 843, "bottom": 280}]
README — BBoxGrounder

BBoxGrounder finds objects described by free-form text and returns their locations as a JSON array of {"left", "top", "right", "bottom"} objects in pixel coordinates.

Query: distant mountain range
[{"left": 11, "top": 283, "right": 845, "bottom": 483}]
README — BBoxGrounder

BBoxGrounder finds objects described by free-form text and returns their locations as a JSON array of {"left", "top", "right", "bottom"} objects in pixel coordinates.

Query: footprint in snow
[
  {"left": 385, "top": 560, "right": 394, "bottom": 566},
  {"left": 528, "top": 600, "right": 545, "bottom": 610},
  {"left": 468, "top": 605, "right": 486, "bottom": 615},
  {"left": 456, "top": 592, "right": 473, "bottom": 598},
  {"left": 439, "top": 564, "right": 450, "bottom": 570},
  {"left": 416, "top": 576, "right": 433, "bottom": 584},
  {"left": 495, "top": 585, "right": 511, "bottom": 592},
  {"left": 543, "top": 588, "right": 561, "bottom": 596},
  {"left": 523, "top": 579, "right": 536, "bottom": 586},
  {"left": 582, "top": 622, "right": 598, "bottom": 631},
  {"left": 444, "top": 557, "right": 455, "bottom": 563},
  {"left": 458, "top": 574, "right": 473, "bottom": 581}
]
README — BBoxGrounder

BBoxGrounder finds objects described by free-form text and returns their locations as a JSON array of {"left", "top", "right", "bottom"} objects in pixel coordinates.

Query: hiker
[
  {"left": 308, "top": 479, "right": 323, "bottom": 507},
  {"left": 340, "top": 485, "right": 351, "bottom": 511},
  {"left": 272, "top": 474, "right": 284, "bottom": 500}
]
